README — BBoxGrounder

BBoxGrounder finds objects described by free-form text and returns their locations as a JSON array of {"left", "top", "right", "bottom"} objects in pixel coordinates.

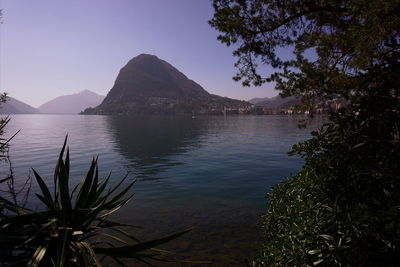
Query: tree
[
  {"left": 251, "top": 95, "right": 400, "bottom": 266},
  {"left": 210, "top": 0, "right": 400, "bottom": 265},
  {"left": 210, "top": 0, "right": 400, "bottom": 107}
]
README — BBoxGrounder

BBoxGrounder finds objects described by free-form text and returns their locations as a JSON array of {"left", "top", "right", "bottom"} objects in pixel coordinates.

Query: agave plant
[{"left": 0, "top": 136, "right": 190, "bottom": 266}]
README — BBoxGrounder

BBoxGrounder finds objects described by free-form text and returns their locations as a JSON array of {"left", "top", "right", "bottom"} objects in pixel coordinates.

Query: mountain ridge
[
  {"left": 251, "top": 95, "right": 300, "bottom": 109},
  {"left": 84, "top": 54, "right": 249, "bottom": 115},
  {"left": 0, "top": 97, "right": 40, "bottom": 114},
  {"left": 39, "top": 90, "right": 105, "bottom": 114},
  {"left": 248, "top": 97, "right": 271, "bottom": 104}
]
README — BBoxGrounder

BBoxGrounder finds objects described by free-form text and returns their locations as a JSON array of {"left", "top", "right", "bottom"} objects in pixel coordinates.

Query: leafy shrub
[
  {"left": 252, "top": 93, "right": 400, "bottom": 266},
  {"left": 0, "top": 137, "right": 190, "bottom": 266}
]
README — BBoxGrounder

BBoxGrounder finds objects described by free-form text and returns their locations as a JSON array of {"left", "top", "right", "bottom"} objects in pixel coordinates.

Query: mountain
[
  {"left": 248, "top": 97, "right": 270, "bottom": 105},
  {"left": 254, "top": 95, "right": 299, "bottom": 109},
  {"left": 82, "top": 54, "right": 249, "bottom": 115},
  {"left": 0, "top": 97, "right": 40, "bottom": 114},
  {"left": 38, "top": 90, "right": 105, "bottom": 114}
]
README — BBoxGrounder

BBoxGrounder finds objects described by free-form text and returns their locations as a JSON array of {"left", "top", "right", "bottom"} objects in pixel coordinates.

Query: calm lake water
[{"left": 3, "top": 114, "right": 323, "bottom": 265}]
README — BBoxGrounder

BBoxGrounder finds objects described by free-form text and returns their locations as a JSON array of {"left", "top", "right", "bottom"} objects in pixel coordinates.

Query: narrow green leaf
[
  {"left": 0, "top": 196, "right": 26, "bottom": 214},
  {"left": 110, "top": 256, "right": 128, "bottom": 267},
  {"left": 320, "top": 234, "right": 334, "bottom": 241},
  {"left": 112, "top": 227, "right": 141, "bottom": 243},
  {"left": 75, "top": 157, "right": 97, "bottom": 209},
  {"left": 313, "top": 259, "right": 323, "bottom": 265},
  {"left": 32, "top": 168, "right": 54, "bottom": 208},
  {"left": 35, "top": 193, "right": 55, "bottom": 210},
  {"left": 106, "top": 182, "right": 135, "bottom": 208},
  {"left": 308, "top": 249, "right": 321, "bottom": 255},
  {"left": 107, "top": 173, "right": 131, "bottom": 197},
  {"left": 54, "top": 135, "right": 68, "bottom": 206},
  {"left": 98, "top": 232, "right": 133, "bottom": 246},
  {"left": 57, "top": 159, "right": 72, "bottom": 211},
  {"left": 352, "top": 142, "right": 365, "bottom": 149},
  {"left": 27, "top": 244, "right": 48, "bottom": 267},
  {"left": 96, "top": 194, "right": 134, "bottom": 219},
  {"left": 81, "top": 241, "right": 103, "bottom": 267},
  {"left": 1, "top": 129, "right": 20, "bottom": 147},
  {"left": 70, "top": 182, "right": 80, "bottom": 199},
  {"left": 98, "top": 220, "right": 144, "bottom": 229},
  {"left": 0, "top": 177, "right": 10, "bottom": 184},
  {"left": 24, "top": 218, "right": 58, "bottom": 244},
  {"left": 94, "top": 172, "right": 111, "bottom": 200},
  {"left": 85, "top": 165, "right": 100, "bottom": 208},
  {"left": 65, "top": 147, "right": 70, "bottom": 178},
  {"left": 56, "top": 229, "right": 72, "bottom": 267},
  {"left": 75, "top": 242, "right": 91, "bottom": 266},
  {"left": 91, "top": 173, "right": 112, "bottom": 207},
  {"left": 93, "top": 228, "right": 192, "bottom": 256},
  {"left": 1, "top": 211, "right": 57, "bottom": 230}
]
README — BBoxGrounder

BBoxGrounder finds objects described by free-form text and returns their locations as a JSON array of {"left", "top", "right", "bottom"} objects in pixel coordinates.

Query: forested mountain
[{"left": 83, "top": 54, "right": 249, "bottom": 115}]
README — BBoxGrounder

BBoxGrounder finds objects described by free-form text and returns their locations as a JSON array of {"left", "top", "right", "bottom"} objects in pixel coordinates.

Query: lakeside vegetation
[
  {"left": 0, "top": 132, "right": 191, "bottom": 266},
  {"left": 1, "top": 0, "right": 399, "bottom": 265},
  {"left": 211, "top": 0, "right": 400, "bottom": 265},
  {"left": 0, "top": 89, "right": 189, "bottom": 265}
]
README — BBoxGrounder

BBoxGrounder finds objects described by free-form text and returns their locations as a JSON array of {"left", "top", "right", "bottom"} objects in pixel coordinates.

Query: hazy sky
[{"left": 0, "top": 0, "right": 277, "bottom": 107}]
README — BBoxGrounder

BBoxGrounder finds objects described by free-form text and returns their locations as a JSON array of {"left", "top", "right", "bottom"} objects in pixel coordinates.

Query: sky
[{"left": 0, "top": 0, "right": 278, "bottom": 107}]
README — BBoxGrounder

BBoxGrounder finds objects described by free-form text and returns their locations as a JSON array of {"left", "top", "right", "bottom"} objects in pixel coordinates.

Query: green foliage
[
  {"left": 0, "top": 137, "right": 191, "bottom": 266},
  {"left": 0, "top": 95, "right": 22, "bottom": 217},
  {"left": 211, "top": 1, "right": 400, "bottom": 265},
  {"left": 251, "top": 93, "right": 400, "bottom": 266},
  {"left": 0, "top": 93, "right": 10, "bottom": 154},
  {"left": 210, "top": 0, "right": 400, "bottom": 107}
]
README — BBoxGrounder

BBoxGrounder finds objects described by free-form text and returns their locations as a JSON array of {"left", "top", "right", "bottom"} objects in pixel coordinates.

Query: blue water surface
[{"left": 3, "top": 114, "right": 323, "bottom": 265}]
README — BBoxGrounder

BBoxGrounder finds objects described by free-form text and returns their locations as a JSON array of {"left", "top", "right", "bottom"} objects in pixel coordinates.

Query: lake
[{"left": 3, "top": 114, "right": 323, "bottom": 265}]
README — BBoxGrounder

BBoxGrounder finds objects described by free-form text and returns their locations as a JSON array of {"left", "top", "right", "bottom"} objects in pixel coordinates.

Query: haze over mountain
[
  {"left": 248, "top": 97, "right": 271, "bottom": 105},
  {"left": 38, "top": 90, "right": 105, "bottom": 114},
  {"left": 0, "top": 97, "right": 40, "bottom": 114},
  {"left": 250, "top": 95, "right": 299, "bottom": 109},
  {"left": 83, "top": 54, "right": 249, "bottom": 115}
]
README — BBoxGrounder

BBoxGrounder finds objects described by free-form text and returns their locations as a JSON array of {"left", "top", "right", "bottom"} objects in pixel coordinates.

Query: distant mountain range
[
  {"left": 38, "top": 90, "right": 105, "bottom": 114},
  {"left": 249, "top": 95, "right": 299, "bottom": 109},
  {"left": 83, "top": 54, "right": 249, "bottom": 115},
  {"left": 248, "top": 97, "right": 270, "bottom": 104},
  {"left": 0, "top": 97, "right": 40, "bottom": 114}
]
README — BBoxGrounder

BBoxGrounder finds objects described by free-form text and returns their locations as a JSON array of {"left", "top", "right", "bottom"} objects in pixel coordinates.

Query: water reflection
[
  {"left": 5, "top": 114, "right": 324, "bottom": 264},
  {"left": 105, "top": 115, "right": 208, "bottom": 179}
]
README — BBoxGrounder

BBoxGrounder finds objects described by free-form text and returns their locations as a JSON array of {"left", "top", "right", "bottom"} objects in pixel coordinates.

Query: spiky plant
[{"left": 0, "top": 137, "right": 190, "bottom": 266}]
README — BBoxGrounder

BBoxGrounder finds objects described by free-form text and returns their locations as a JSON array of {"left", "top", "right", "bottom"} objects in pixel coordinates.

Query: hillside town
[{"left": 198, "top": 96, "right": 348, "bottom": 116}]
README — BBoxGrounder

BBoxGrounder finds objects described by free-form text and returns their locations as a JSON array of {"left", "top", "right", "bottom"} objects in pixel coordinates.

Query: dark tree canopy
[
  {"left": 211, "top": 1, "right": 400, "bottom": 265},
  {"left": 210, "top": 0, "right": 400, "bottom": 106},
  {"left": 252, "top": 94, "right": 400, "bottom": 266}
]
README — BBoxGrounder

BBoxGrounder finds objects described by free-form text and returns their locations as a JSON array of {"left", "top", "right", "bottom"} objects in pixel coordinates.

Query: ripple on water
[{"left": 3, "top": 114, "right": 323, "bottom": 264}]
